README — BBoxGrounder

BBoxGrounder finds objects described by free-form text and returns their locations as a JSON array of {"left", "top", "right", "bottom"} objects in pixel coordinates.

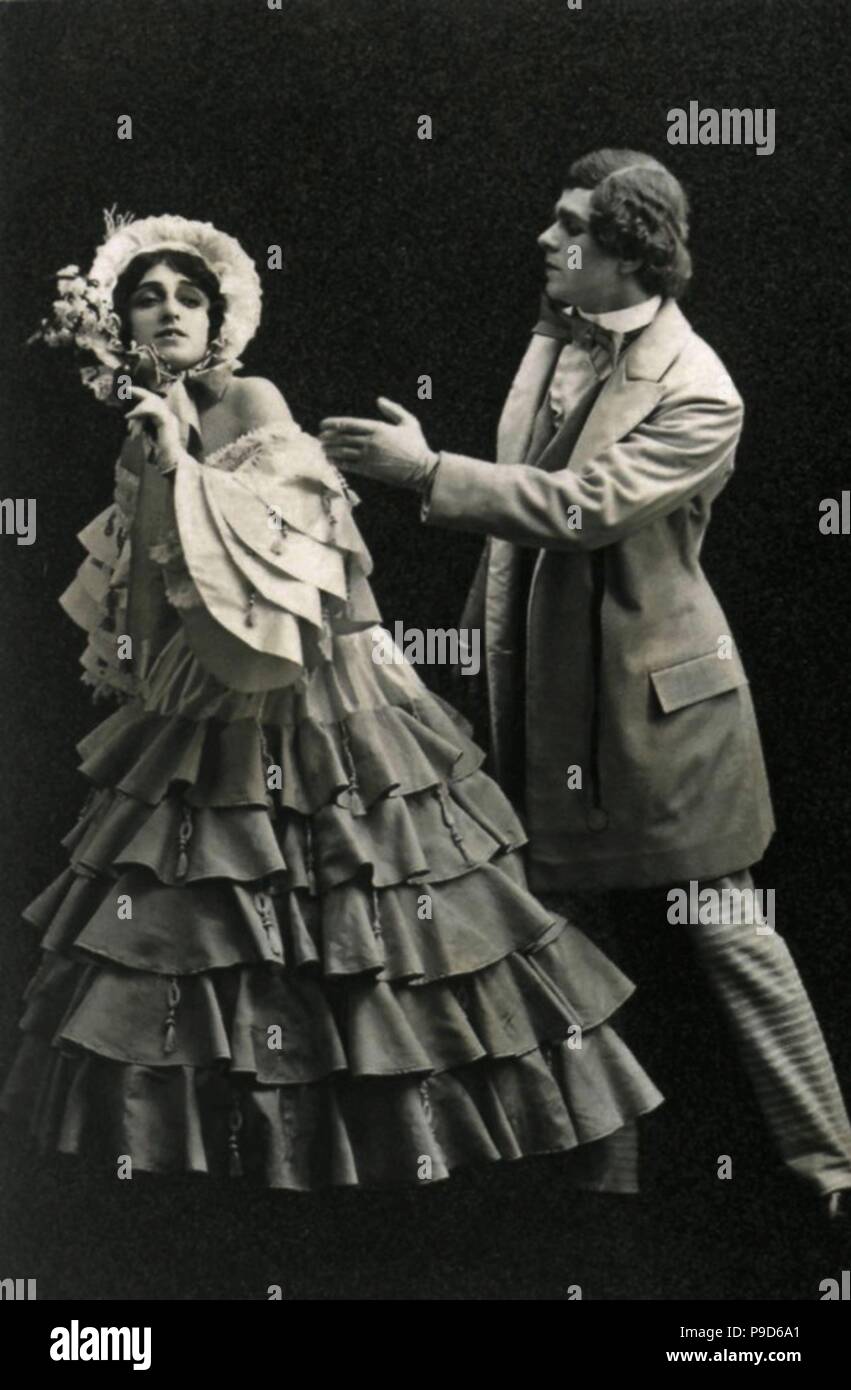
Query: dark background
[{"left": 0, "top": 0, "right": 848, "bottom": 1301}]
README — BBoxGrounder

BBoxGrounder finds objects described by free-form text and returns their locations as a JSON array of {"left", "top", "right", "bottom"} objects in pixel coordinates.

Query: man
[{"left": 320, "top": 148, "right": 851, "bottom": 1219}]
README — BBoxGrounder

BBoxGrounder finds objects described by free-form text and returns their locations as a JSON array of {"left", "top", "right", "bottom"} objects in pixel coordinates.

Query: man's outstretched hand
[{"left": 319, "top": 398, "right": 439, "bottom": 491}]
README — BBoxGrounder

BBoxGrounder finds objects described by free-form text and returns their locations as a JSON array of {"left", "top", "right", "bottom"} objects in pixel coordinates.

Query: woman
[{"left": 0, "top": 210, "right": 663, "bottom": 1190}]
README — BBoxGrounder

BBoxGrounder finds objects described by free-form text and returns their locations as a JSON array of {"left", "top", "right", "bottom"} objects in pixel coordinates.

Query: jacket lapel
[
  {"left": 496, "top": 333, "right": 562, "bottom": 464},
  {"left": 482, "top": 335, "right": 561, "bottom": 782},
  {"left": 534, "top": 298, "right": 693, "bottom": 474},
  {"left": 480, "top": 299, "right": 693, "bottom": 785}
]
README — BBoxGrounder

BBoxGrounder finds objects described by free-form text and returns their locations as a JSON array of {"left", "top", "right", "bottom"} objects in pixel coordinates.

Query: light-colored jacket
[{"left": 423, "top": 298, "right": 775, "bottom": 891}]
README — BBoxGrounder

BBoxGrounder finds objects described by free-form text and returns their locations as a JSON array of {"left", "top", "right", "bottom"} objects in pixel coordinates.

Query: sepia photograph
[{"left": 0, "top": 0, "right": 848, "bottom": 1355}]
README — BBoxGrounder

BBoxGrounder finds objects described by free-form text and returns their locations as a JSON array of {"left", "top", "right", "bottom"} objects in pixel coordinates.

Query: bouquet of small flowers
[{"left": 28, "top": 264, "right": 182, "bottom": 405}]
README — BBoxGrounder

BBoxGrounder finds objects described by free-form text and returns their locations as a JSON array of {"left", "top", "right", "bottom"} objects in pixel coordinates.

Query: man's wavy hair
[{"left": 567, "top": 149, "right": 692, "bottom": 299}]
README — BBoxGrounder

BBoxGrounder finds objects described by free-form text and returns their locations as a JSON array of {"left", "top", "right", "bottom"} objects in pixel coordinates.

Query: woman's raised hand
[{"left": 124, "top": 386, "right": 183, "bottom": 472}]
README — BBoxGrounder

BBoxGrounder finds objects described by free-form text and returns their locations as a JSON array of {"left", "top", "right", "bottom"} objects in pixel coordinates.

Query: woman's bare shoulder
[{"left": 228, "top": 375, "right": 295, "bottom": 430}]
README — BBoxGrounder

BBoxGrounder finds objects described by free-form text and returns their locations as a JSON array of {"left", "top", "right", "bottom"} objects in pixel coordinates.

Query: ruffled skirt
[{"left": 0, "top": 625, "right": 663, "bottom": 1190}]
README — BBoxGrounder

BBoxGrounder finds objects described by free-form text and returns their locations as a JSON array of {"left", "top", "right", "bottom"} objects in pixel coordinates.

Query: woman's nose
[{"left": 538, "top": 224, "right": 558, "bottom": 251}]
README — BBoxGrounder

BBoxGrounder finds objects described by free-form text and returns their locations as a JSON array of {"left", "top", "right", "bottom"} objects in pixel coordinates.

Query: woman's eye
[{"left": 132, "top": 293, "right": 205, "bottom": 308}]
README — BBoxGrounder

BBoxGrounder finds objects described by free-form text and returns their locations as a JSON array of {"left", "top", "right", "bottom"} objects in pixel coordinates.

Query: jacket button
[{"left": 587, "top": 807, "right": 609, "bottom": 831}]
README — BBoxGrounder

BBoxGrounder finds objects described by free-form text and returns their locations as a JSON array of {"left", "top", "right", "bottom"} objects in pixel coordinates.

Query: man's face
[{"left": 538, "top": 187, "right": 625, "bottom": 312}]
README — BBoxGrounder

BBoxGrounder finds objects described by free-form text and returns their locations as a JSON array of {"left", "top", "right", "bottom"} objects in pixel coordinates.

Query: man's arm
[{"left": 423, "top": 389, "right": 744, "bottom": 551}]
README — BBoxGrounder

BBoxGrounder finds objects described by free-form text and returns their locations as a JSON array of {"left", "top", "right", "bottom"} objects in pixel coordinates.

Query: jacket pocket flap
[{"left": 650, "top": 651, "right": 748, "bottom": 714}]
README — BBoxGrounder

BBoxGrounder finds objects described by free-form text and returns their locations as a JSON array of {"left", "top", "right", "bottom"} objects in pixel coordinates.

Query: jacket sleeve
[
  {"left": 149, "top": 421, "right": 381, "bottom": 692},
  {"left": 422, "top": 387, "right": 744, "bottom": 552}
]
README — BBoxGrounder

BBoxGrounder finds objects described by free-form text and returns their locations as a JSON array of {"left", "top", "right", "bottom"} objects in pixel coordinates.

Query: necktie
[
  {"left": 532, "top": 296, "right": 644, "bottom": 430},
  {"left": 560, "top": 315, "right": 623, "bottom": 375},
  {"left": 533, "top": 294, "right": 638, "bottom": 378}
]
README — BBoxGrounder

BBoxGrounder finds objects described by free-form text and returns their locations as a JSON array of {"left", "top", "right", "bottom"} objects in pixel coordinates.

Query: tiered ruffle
[{"left": 0, "top": 632, "right": 663, "bottom": 1190}]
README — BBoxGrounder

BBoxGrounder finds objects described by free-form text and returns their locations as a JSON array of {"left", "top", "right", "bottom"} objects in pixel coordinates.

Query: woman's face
[{"left": 126, "top": 261, "right": 212, "bottom": 369}]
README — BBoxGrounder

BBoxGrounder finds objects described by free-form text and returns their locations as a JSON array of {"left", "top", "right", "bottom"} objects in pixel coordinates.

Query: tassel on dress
[
  {"left": 253, "top": 887, "right": 284, "bottom": 961},
  {"left": 370, "top": 885, "right": 383, "bottom": 942},
  {"left": 162, "top": 977, "right": 181, "bottom": 1056},
  {"left": 304, "top": 817, "right": 317, "bottom": 896},
  {"left": 267, "top": 506, "right": 288, "bottom": 555},
  {"left": 175, "top": 804, "right": 194, "bottom": 880},
  {"left": 339, "top": 719, "right": 360, "bottom": 797},
  {"left": 227, "top": 1097, "right": 244, "bottom": 1177},
  {"left": 434, "top": 784, "right": 473, "bottom": 864},
  {"left": 321, "top": 487, "right": 338, "bottom": 532}
]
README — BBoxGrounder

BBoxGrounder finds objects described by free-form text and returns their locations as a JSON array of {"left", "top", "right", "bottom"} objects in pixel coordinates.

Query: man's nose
[{"left": 537, "top": 223, "right": 559, "bottom": 251}]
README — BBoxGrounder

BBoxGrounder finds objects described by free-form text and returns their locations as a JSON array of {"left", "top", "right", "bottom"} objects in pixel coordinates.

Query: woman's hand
[{"left": 124, "top": 386, "right": 183, "bottom": 471}]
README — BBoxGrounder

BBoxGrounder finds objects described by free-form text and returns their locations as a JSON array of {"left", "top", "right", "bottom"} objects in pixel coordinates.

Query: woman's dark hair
[
  {"left": 112, "top": 249, "right": 226, "bottom": 349},
  {"left": 566, "top": 148, "right": 692, "bottom": 299}
]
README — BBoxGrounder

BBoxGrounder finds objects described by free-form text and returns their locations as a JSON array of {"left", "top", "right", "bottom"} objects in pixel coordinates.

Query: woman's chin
[{"left": 155, "top": 345, "right": 204, "bottom": 371}]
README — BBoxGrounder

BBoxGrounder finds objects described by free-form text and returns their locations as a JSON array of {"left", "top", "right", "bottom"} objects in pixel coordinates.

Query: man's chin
[
  {"left": 545, "top": 286, "right": 575, "bottom": 309},
  {"left": 544, "top": 275, "right": 573, "bottom": 298}
]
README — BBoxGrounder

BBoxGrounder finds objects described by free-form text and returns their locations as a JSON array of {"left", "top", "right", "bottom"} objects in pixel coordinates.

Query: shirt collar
[{"left": 571, "top": 295, "right": 662, "bottom": 335}]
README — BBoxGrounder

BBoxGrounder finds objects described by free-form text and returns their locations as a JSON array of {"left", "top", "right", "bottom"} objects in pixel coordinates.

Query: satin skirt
[{"left": 0, "top": 625, "right": 663, "bottom": 1190}]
